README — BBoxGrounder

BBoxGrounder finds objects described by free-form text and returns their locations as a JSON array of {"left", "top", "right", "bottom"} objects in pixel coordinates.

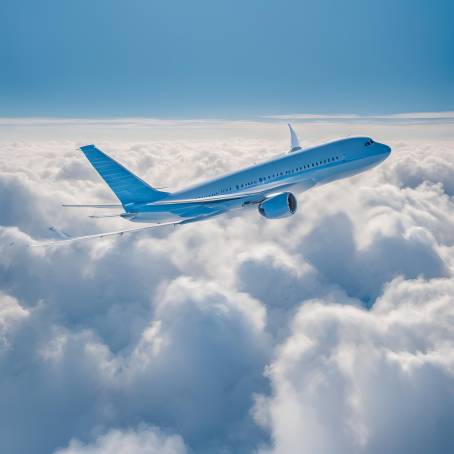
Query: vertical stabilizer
[{"left": 80, "top": 145, "right": 168, "bottom": 206}]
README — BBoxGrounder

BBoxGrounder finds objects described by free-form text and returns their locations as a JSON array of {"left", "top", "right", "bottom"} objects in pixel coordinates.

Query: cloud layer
[{"left": 0, "top": 119, "right": 453, "bottom": 453}]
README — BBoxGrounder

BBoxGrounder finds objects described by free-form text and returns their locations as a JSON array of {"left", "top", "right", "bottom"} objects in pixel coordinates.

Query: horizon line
[{"left": 0, "top": 111, "right": 453, "bottom": 127}]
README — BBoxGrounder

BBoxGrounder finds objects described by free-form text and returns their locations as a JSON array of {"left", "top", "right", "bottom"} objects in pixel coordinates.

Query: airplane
[{"left": 36, "top": 124, "right": 391, "bottom": 245}]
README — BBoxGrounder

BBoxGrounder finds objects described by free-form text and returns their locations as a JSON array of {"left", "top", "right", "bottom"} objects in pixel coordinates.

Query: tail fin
[{"left": 80, "top": 145, "right": 168, "bottom": 206}]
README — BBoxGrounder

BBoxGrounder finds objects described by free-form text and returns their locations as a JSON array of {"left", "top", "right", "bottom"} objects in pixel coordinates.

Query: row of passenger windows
[
  {"left": 206, "top": 187, "right": 232, "bottom": 197},
  {"left": 204, "top": 155, "right": 341, "bottom": 197},
  {"left": 235, "top": 155, "right": 341, "bottom": 190}
]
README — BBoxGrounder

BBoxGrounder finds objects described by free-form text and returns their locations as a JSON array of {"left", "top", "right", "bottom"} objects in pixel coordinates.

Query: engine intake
[{"left": 258, "top": 192, "right": 297, "bottom": 219}]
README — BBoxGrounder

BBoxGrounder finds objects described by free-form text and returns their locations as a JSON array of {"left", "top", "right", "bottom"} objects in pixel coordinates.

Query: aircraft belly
[{"left": 129, "top": 212, "right": 182, "bottom": 223}]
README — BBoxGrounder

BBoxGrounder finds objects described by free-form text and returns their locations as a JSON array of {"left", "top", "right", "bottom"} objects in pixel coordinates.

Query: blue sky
[{"left": 1, "top": 0, "right": 453, "bottom": 117}]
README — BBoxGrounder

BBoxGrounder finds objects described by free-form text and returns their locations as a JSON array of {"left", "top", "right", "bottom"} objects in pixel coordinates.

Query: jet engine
[{"left": 258, "top": 192, "right": 297, "bottom": 219}]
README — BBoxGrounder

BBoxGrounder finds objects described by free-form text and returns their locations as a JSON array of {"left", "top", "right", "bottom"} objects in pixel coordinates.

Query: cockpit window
[{"left": 364, "top": 138, "right": 374, "bottom": 146}]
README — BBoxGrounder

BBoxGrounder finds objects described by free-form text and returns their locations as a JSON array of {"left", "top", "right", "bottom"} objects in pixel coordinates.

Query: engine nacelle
[{"left": 258, "top": 192, "right": 297, "bottom": 219}]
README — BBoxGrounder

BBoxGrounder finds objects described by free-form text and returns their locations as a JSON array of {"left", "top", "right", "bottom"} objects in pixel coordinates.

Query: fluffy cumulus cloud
[
  {"left": 54, "top": 426, "right": 187, "bottom": 454},
  {"left": 0, "top": 118, "right": 453, "bottom": 454},
  {"left": 254, "top": 277, "right": 454, "bottom": 454}
]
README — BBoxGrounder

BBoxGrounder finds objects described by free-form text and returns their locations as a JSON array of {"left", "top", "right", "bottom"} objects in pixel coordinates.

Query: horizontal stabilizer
[
  {"left": 62, "top": 204, "right": 123, "bottom": 208},
  {"left": 88, "top": 213, "right": 132, "bottom": 219}
]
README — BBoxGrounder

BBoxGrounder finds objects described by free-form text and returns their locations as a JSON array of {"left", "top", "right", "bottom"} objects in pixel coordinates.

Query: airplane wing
[
  {"left": 148, "top": 178, "right": 316, "bottom": 206},
  {"left": 149, "top": 191, "right": 263, "bottom": 206},
  {"left": 31, "top": 220, "right": 182, "bottom": 247},
  {"left": 31, "top": 210, "right": 227, "bottom": 247}
]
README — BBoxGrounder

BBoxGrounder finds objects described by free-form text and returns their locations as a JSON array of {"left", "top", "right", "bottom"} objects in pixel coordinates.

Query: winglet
[
  {"left": 288, "top": 123, "right": 302, "bottom": 153},
  {"left": 49, "top": 226, "right": 72, "bottom": 239}
]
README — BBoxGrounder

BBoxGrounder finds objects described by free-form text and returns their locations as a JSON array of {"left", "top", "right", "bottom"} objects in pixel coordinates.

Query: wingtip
[{"left": 49, "top": 226, "right": 72, "bottom": 239}]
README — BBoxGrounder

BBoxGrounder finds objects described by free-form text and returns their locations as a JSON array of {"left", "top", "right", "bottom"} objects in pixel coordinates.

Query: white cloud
[
  {"left": 263, "top": 112, "right": 454, "bottom": 125},
  {"left": 254, "top": 277, "right": 454, "bottom": 454},
  {"left": 0, "top": 293, "right": 29, "bottom": 352},
  {"left": 54, "top": 426, "right": 187, "bottom": 454},
  {"left": 0, "top": 118, "right": 453, "bottom": 454}
]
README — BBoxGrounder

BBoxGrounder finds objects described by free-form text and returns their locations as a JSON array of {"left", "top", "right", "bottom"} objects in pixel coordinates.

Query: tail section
[{"left": 80, "top": 145, "right": 168, "bottom": 206}]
